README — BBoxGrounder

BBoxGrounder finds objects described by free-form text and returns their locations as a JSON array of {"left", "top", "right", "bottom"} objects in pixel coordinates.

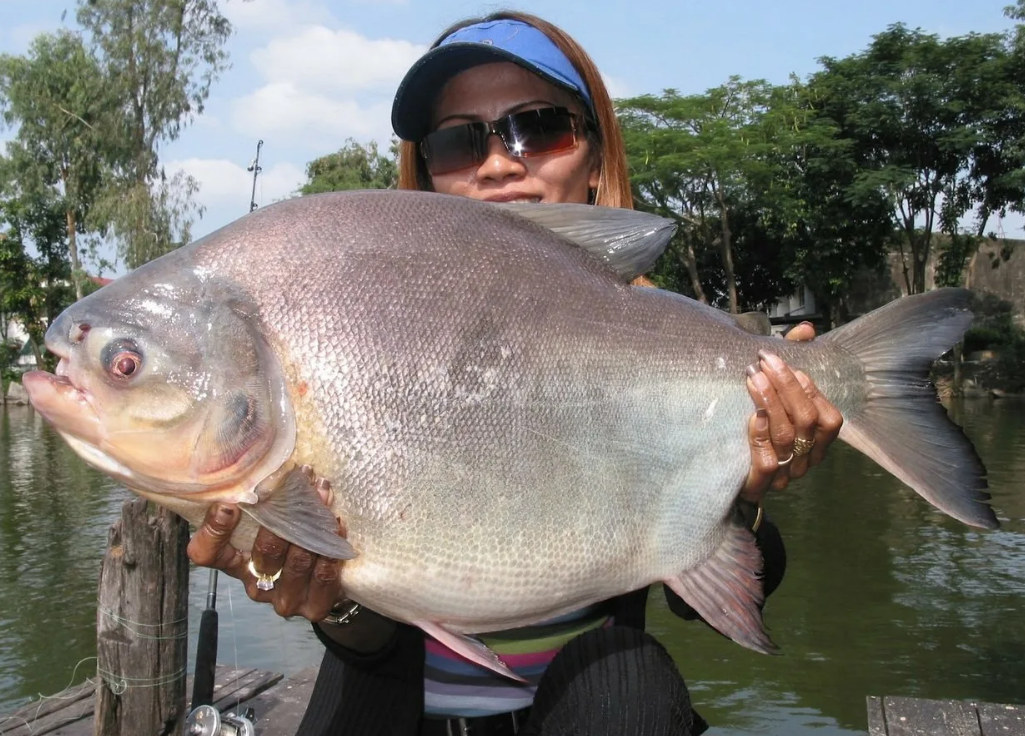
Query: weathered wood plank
[
  {"left": 1, "top": 679, "right": 95, "bottom": 728},
  {"left": 210, "top": 667, "right": 283, "bottom": 712},
  {"left": 867, "top": 695, "right": 887, "bottom": 735},
  {"left": 0, "top": 680, "right": 96, "bottom": 736},
  {"left": 0, "top": 665, "right": 290, "bottom": 736},
  {"left": 234, "top": 666, "right": 319, "bottom": 736},
  {"left": 868, "top": 696, "right": 983, "bottom": 736},
  {"left": 978, "top": 701, "right": 1025, "bottom": 735},
  {"left": 0, "top": 696, "right": 93, "bottom": 736}
]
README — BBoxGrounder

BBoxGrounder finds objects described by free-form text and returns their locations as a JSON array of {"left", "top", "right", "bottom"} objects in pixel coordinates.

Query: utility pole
[{"left": 247, "top": 139, "right": 264, "bottom": 212}]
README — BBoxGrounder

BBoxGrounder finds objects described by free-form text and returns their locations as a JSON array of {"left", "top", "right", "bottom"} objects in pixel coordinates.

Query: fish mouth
[
  {"left": 22, "top": 369, "right": 128, "bottom": 474},
  {"left": 24, "top": 369, "right": 143, "bottom": 481},
  {"left": 23, "top": 368, "right": 89, "bottom": 416}
]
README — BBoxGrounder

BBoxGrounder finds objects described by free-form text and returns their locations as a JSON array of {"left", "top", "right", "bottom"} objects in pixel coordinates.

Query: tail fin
[{"left": 822, "top": 288, "right": 998, "bottom": 530}]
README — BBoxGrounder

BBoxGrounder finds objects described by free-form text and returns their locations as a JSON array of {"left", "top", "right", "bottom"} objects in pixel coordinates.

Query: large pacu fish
[{"left": 24, "top": 190, "right": 996, "bottom": 679}]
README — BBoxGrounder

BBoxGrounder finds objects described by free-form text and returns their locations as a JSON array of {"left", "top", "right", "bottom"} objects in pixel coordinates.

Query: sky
[{"left": 0, "top": 0, "right": 1020, "bottom": 275}]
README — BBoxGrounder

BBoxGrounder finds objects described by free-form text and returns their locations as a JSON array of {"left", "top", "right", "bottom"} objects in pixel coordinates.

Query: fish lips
[{"left": 23, "top": 370, "right": 107, "bottom": 451}]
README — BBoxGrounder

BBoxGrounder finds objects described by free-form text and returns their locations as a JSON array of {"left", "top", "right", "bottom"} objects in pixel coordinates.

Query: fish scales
[{"left": 24, "top": 190, "right": 996, "bottom": 676}]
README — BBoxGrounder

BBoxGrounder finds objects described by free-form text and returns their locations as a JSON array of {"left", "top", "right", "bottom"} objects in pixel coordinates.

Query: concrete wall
[{"left": 843, "top": 237, "right": 1025, "bottom": 323}]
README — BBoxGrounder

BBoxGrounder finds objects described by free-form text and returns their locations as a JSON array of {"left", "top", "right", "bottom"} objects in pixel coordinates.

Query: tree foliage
[
  {"left": 809, "top": 23, "right": 1025, "bottom": 293},
  {"left": 299, "top": 139, "right": 398, "bottom": 195},
  {"left": 0, "top": 157, "right": 74, "bottom": 372},
  {"left": 77, "top": 0, "right": 232, "bottom": 267},
  {"left": 620, "top": 7, "right": 1025, "bottom": 324},
  {"left": 620, "top": 78, "right": 893, "bottom": 320},
  {"left": 0, "top": 31, "right": 110, "bottom": 300}
]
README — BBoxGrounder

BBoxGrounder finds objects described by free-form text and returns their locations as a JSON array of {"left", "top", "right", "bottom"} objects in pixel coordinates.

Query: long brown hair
[{"left": 396, "top": 11, "right": 632, "bottom": 209}]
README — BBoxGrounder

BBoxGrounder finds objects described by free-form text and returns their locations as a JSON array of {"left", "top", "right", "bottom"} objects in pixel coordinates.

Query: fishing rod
[{"left": 186, "top": 140, "right": 266, "bottom": 736}]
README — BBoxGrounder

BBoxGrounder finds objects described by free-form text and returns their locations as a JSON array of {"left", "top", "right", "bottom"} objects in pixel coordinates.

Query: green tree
[
  {"left": 78, "top": 0, "right": 232, "bottom": 268},
  {"left": 620, "top": 78, "right": 890, "bottom": 318},
  {"left": 621, "top": 79, "right": 784, "bottom": 313},
  {"left": 811, "top": 24, "right": 1025, "bottom": 294},
  {"left": 299, "top": 139, "right": 398, "bottom": 195},
  {"left": 0, "top": 31, "right": 110, "bottom": 300},
  {"left": 758, "top": 80, "right": 895, "bottom": 325},
  {"left": 0, "top": 158, "right": 75, "bottom": 371}
]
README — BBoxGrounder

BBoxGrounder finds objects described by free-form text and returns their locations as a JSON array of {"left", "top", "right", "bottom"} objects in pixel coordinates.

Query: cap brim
[{"left": 391, "top": 43, "right": 580, "bottom": 142}]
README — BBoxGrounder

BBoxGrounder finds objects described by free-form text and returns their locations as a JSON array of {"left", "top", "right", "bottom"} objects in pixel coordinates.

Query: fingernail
[
  {"left": 799, "top": 321, "right": 814, "bottom": 329},
  {"left": 755, "top": 408, "right": 768, "bottom": 430},
  {"left": 758, "top": 349, "right": 784, "bottom": 370},
  {"left": 748, "top": 370, "right": 770, "bottom": 390},
  {"left": 756, "top": 408, "right": 768, "bottom": 418},
  {"left": 746, "top": 364, "right": 759, "bottom": 377}
]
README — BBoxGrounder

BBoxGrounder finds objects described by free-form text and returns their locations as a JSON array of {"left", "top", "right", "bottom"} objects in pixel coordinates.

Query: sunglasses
[{"left": 420, "top": 106, "right": 589, "bottom": 176}]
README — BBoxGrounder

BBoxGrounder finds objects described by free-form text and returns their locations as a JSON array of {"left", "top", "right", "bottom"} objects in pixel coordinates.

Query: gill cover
[{"left": 42, "top": 268, "right": 296, "bottom": 501}]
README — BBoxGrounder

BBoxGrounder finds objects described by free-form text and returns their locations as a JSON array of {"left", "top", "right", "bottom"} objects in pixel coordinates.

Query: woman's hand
[
  {"left": 187, "top": 502, "right": 344, "bottom": 622},
  {"left": 740, "top": 322, "right": 843, "bottom": 504}
]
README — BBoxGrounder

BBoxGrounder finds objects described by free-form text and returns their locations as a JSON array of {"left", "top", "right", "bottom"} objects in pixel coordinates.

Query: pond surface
[{"left": 0, "top": 399, "right": 1022, "bottom": 734}]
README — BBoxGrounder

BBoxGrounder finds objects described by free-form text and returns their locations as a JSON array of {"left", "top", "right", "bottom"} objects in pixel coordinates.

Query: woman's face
[{"left": 429, "top": 62, "right": 600, "bottom": 204}]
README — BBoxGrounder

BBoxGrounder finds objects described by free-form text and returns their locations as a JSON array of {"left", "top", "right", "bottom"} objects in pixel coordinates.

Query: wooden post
[{"left": 94, "top": 497, "right": 190, "bottom": 736}]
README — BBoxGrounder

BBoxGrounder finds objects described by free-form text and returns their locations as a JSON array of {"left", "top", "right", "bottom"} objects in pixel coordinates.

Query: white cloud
[
  {"left": 168, "top": 157, "right": 305, "bottom": 210},
  {"left": 228, "top": 23, "right": 425, "bottom": 146},
  {"left": 222, "top": 0, "right": 336, "bottom": 32},
  {"left": 230, "top": 82, "right": 394, "bottom": 147},
  {"left": 250, "top": 26, "right": 426, "bottom": 95}
]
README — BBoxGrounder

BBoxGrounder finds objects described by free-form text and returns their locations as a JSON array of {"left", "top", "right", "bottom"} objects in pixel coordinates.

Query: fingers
[
  {"left": 784, "top": 321, "right": 816, "bottom": 342},
  {"left": 794, "top": 370, "right": 843, "bottom": 467},
  {"left": 301, "top": 556, "right": 344, "bottom": 622},
  {"left": 750, "top": 360, "right": 795, "bottom": 463},
  {"left": 741, "top": 407, "right": 777, "bottom": 504},
  {"left": 187, "top": 503, "right": 249, "bottom": 579},
  {"left": 189, "top": 496, "right": 348, "bottom": 622},
  {"left": 757, "top": 350, "right": 818, "bottom": 481}
]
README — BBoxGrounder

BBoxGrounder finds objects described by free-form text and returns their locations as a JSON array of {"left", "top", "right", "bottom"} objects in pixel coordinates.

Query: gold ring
[
  {"left": 793, "top": 437, "right": 815, "bottom": 457},
  {"left": 247, "top": 560, "right": 282, "bottom": 591},
  {"left": 776, "top": 452, "right": 794, "bottom": 467}
]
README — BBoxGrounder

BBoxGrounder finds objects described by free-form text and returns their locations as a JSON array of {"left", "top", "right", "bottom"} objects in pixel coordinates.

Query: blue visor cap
[{"left": 391, "top": 19, "right": 594, "bottom": 142}]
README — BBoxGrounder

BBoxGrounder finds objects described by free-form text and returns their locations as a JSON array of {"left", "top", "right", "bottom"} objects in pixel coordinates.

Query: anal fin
[
  {"left": 240, "top": 466, "right": 356, "bottom": 560},
  {"left": 415, "top": 620, "right": 528, "bottom": 683},
  {"left": 663, "top": 522, "right": 776, "bottom": 655}
]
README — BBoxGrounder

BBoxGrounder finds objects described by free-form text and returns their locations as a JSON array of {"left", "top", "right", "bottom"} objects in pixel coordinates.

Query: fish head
[{"left": 23, "top": 265, "right": 296, "bottom": 503}]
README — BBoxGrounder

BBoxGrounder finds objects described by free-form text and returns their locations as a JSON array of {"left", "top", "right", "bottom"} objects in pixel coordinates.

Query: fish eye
[
  {"left": 102, "top": 338, "right": 144, "bottom": 381},
  {"left": 112, "top": 353, "right": 141, "bottom": 378}
]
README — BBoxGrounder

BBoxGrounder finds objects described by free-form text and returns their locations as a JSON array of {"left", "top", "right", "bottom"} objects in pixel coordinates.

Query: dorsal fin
[{"left": 499, "top": 202, "right": 676, "bottom": 281}]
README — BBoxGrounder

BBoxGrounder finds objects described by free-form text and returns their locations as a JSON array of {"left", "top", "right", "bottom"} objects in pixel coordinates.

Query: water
[{"left": 0, "top": 400, "right": 1022, "bottom": 734}]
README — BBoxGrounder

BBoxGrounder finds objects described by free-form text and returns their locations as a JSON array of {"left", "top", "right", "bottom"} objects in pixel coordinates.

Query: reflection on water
[
  {"left": 650, "top": 398, "right": 1025, "bottom": 735},
  {"left": 0, "top": 406, "right": 326, "bottom": 717},
  {"left": 0, "top": 400, "right": 1023, "bottom": 735}
]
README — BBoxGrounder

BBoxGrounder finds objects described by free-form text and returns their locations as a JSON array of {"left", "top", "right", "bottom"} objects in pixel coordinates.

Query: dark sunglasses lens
[
  {"left": 422, "top": 123, "right": 487, "bottom": 175},
  {"left": 503, "top": 108, "right": 578, "bottom": 157},
  {"left": 421, "top": 108, "right": 580, "bottom": 175}
]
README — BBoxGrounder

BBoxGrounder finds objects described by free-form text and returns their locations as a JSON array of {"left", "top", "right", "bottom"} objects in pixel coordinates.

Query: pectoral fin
[
  {"left": 240, "top": 466, "right": 356, "bottom": 560},
  {"left": 662, "top": 521, "right": 776, "bottom": 654},
  {"left": 415, "top": 620, "right": 527, "bottom": 683}
]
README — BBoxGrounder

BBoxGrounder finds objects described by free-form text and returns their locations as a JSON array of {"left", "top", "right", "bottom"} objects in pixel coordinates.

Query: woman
[{"left": 189, "top": 11, "right": 843, "bottom": 735}]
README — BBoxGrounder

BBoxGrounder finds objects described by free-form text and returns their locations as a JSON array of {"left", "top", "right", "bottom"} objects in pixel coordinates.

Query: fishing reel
[{"left": 185, "top": 704, "right": 256, "bottom": 736}]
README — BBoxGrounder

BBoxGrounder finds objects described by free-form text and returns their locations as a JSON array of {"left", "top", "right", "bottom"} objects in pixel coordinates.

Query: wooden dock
[
  {"left": 868, "top": 695, "right": 1025, "bottom": 735},
  {"left": 7, "top": 675, "right": 1025, "bottom": 735},
  {"left": 0, "top": 664, "right": 317, "bottom": 736}
]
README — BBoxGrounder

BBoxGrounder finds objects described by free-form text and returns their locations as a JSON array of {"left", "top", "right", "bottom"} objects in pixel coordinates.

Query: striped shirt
[{"left": 423, "top": 607, "right": 612, "bottom": 718}]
